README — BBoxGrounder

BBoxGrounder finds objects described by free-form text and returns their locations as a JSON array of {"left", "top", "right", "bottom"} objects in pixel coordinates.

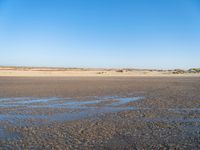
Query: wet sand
[{"left": 0, "top": 77, "right": 200, "bottom": 149}]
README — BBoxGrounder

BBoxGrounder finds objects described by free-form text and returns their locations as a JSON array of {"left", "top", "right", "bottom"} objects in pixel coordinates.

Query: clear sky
[{"left": 0, "top": 0, "right": 200, "bottom": 69}]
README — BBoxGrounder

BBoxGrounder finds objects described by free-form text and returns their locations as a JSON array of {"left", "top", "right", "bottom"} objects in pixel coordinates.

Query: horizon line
[{"left": 0, "top": 65, "right": 199, "bottom": 71}]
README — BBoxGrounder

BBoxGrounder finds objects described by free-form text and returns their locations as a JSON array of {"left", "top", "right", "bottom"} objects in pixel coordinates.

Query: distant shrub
[
  {"left": 97, "top": 72, "right": 104, "bottom": 74},
  {"left": 123, "top": 69, "right": 132, "bottom": 72},
  {"left": 172, "top": 69, "right": 186, "bottom": 74},
  {"left": 116, "top": 69, "right": 124, "bottom": 73},
  {"left": 188, "top": 68, "right": 200, "bottom": 73},
  {"left": 157, "top": 69, "right": 164, "bottom": 72}
]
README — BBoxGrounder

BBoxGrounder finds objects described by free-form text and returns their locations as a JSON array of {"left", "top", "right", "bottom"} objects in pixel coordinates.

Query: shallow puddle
[
  {"left": 1, "top": 95, "right": 200, "bottom": 140},
  {"left": 111, "top": 97, "right": 143, "bottom": 107},
  {"left": 0, "top": 97, "right": 64, "bottom": 107},
  {"left": 0, "top": 96, "right": 143, "bottom": 109},
  {"left": 1, "top": 96, "right": 200, "bottom": 125},
  {"left": 0, "top": 95, "right": 145, "bottom": 139},
  {"left": 0, "top": 96, "right": 144, "bottom": 127}
]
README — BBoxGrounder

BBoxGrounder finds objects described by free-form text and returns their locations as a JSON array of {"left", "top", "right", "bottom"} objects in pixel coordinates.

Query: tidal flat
[{"left": 0, "top": 77, "right": 200, "bottom": 149}]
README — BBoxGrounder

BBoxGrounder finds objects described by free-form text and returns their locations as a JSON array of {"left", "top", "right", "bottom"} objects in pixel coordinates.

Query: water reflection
[
  {"left": 0, "top": 96, "right": 144, "bottom": 125},
  {"left": 1, "top": 96, "right": 200, "bottom": 140}
]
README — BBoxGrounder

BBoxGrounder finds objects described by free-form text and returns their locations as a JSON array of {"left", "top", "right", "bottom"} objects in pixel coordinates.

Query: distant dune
[{"left": 0, "top": 66, "right": 199, "bottom": 77}]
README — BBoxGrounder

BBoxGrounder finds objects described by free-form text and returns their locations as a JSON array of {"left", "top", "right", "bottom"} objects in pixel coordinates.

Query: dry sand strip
[{"left": 0, "top": 67, "right": 200, "bottom": 77}]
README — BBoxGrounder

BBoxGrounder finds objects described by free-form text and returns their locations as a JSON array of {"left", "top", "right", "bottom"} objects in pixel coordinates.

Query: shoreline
[{"left": 0, "top": 69, "right": 200, "bottom": 77}]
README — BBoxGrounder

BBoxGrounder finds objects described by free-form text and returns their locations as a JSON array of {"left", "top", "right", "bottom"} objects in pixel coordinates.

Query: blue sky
[{"left": 0, "top": 0, "right": 200, "bottom": 69}]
